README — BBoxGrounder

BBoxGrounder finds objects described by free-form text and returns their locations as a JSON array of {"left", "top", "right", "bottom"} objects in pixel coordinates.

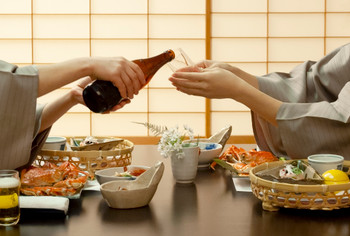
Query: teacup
[
  {"left": 42, "top": 136, "right": 66, "bottom": 150},
  {"left": 307, "top": 154, "right": 344, "bottom": 175}
]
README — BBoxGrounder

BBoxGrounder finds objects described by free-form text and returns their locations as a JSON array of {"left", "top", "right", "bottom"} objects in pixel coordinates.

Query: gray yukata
[
  {"left": 0, "top": 60, "right": 50, "bottom": 170},
  {"left": 253, "top": 43, "right": 350, "bottom": 160}
]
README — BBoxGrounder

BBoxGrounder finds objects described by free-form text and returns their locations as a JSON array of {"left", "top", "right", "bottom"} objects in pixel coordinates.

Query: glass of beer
[{"left": 0, "top": 170, "right": 20, "bottom": 226}]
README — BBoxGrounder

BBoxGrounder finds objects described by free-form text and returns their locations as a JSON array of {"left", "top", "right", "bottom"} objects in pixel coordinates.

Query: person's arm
[
  {"left": 36, "top": 57, "right": 145, "bottom": 99},
  {"left": 169, "top": 67, "right": 282, "bottom": 126}
]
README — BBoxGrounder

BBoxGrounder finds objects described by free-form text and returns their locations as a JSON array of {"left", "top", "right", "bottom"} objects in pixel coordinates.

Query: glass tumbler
[{"left": 0, "top": 170, "right": 20, "bottom": 226}]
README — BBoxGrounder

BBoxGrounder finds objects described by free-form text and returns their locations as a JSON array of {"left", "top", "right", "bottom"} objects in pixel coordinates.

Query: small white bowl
[
  {"left": 307, "top": 154, "right": 344, "bottom": 174},
  {"left": 42, "top": 136, "right": 66, "bottom": 150},
  {"left": 95, "top": 165, "right": 150, "bottom": 185},
  {"left": 183, "top": 139, "right": 223, "bottom": 168}
]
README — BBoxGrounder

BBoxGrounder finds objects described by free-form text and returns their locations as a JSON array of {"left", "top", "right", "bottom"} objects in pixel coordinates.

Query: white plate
[{"left": 232, "top": 176, "right": 252, "bottom": 192}]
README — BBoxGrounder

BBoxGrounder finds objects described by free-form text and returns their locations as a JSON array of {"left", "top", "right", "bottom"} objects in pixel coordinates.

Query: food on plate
[
  {"left": 79, "top": 136, "right": 98, "bottom": 146},
  {"left": 115, "top": 167, "right": 147, "bottom": 178},
  {"left": 255, "top": 160, "right": 324, "bottom": 185},
  {"left": 20, "top": 161, "right": 90, "bottom": 196},
  {"left": 279, "top": 161, "right": 304, "bottom": 180},
  {"left": 322, "top": 169, "right": 350, "bottom": 185},
  {"left": 211, "top": 145, "right": 278, "bottom": 176}
]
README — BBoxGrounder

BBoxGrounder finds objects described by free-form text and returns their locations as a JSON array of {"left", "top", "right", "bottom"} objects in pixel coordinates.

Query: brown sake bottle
[{"left": 83, "top": 49, "right": 175, "bottom": 113}]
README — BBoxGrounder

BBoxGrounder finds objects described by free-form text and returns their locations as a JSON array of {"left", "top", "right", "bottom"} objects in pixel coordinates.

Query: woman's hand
[{"left": 169, "top": 67, "right": 245, "bottom": 99}]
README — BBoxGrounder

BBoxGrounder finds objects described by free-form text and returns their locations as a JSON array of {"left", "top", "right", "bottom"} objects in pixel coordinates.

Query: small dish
[
  {"left": 42, "top": 137, "right": 66, "bottom": 151},
  {"left": 95, "top": 165, "right": 150, "bottom": 185},
  {"left": 308, "top": 154, "right": 344, "bottom": 175},
  {"left": 100, "top": 162, "right": 164, "bottom": 209},
  {"left": 183, "top": 139, "right": 223, "bottom": 168}
]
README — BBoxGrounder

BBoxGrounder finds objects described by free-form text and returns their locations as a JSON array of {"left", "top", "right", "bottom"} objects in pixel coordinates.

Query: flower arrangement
[{"left": 134, "top": 122, "right": 196, "bottom": 158}]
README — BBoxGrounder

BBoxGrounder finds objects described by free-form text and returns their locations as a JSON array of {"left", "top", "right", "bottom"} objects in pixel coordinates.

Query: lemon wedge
[
  {"left": 0, "top": 193, "right": 19, "bottom": 209},
  {"left": 322, "top": 169, "right": 350, "bottom": 185}
]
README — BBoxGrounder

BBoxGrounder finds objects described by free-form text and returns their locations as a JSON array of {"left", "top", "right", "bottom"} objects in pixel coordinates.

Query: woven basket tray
[
  {"left": 249, "top": 160, "right": 350, "bottom": 211},
  {"left": 35, "top": 137, "right": 133, "bottom": 175}
]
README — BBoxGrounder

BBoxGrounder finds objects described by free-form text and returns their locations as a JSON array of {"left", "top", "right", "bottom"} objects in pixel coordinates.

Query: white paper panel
[
  {"left": 0, "top": 16, "right": 31, "bottom": 38},
  {"left": 227, "top": 63, "right": 267, "bottom": 76},
  {"left": 326, "top": 39, "right": 350, "bottom": 54},
  {"left": 149, "top": 89, "right": 205, "bottom": 112},
  {"left": 148, "top": 66, "right": 174, "bottom": 88},
  {"left": 33, "top": 40, "right": 90, "bottom": 63},
  {"left": 49, "top": 114, "right": 91, "bottom": 136},
  {"left": 211, "top": 99, "right": 250, "bottom": 112},
  {"left": 0, "top": 40, "right": 32, "bottom": 63},
  {"left": 92, "top": 113, "right": 148, "bottom": 136},
  {"left": 91, "top": 0, "right": 147, "bottom": 14},
  {"left": 33, "top": 15, "right": 89, "bottom": 38},
  {"left": 91, "top": 40, "right": 147, "bottom": 58},
  {"left": 326, "top": 13, "right": 350, "bottom": 37},
  {"left": 211, "top": 112, "right": 253, "bottom": 136},
  {"left": 34, "top": 0, "right": 89, "bottom": 13},
  {"left": 269, "top": 0, "right": 324, "bottom": 12},
  {"left": 327, "top": 0, "right": 350, "bottom": 11},
  {"left": 268, "top": 38, "right": 324, "bottom": 62},
  {"left": 269, "top": 14, "right": 324, "bottom": 37},
  {"left": 148, "top": 39, "right": 206, "bottom": 64},
  {"left": 149, "top": 113, "right": 205, "bottom": 136},
  {"left": 37, "top": 89, "right": 89, "bottom": 113},
  {"left": 116, "top": 89, "right": 148, "bottom": 113},
  {"left": 212, "top": 14, "right": 267, "bottom": 37},
  {"left": 149, "top": 15, "right": 205, "bottom": 38},
  {"left": 267, "top": 63, "right": 300, "bottom": 74},
  {"left": 212, "top": 0, "right": 267, "bottom": 12},
  {"left": 0, "top": 0, "right": 31, "bottom": 13},
  {"left": 149, "top": 0, "right": 205, "bottom": 14},
  {"left": 212, "top": 38, "right": 267, "bottom": 62},
  {"left": 91, "top": 15, "right": 147, "bottom": 38}
]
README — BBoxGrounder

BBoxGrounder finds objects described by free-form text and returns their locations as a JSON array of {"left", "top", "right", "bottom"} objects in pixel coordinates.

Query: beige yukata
[
  {"left": 253, "top": 43, "right": 350, "bottom": 160},
  {"left": 0, "top": 60, "right": 50, "bottom": 170}
]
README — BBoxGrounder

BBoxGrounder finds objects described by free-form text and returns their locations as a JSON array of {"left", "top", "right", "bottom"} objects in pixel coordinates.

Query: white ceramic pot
[{"left": 170, "top": 146, "right": 200, "bottom": 184}]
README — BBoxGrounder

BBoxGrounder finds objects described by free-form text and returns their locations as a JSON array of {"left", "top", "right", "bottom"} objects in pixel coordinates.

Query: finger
[
  {"left": 124, "top": 66, "right": 141, "bottom": 95},
  {"left": 131, "top": 62, "right": 146, "bottom": 85},
  {"left": 110, "top": 99, "right": 130, "bottom": 111},
  {"left": 175, "top": 66, "right": 202, "bottom": 73},
  {"left": 171, "top": 71, "right": 204, "bottom": 82},
  {"left": 120, "top": 70, "right": 134, "bottom": 99}
]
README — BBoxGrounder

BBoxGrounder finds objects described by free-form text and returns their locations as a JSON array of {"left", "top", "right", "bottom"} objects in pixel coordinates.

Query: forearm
[
  {"left": 234, "top": 84, "right": 282, "bottom": 126},
  {"left": 228, "top": 66, "right": 259, "bottom": 89},
  {"left": 36, "top": 58, "right": 92, "bottom": 97},
  {"left": 39, "top": 91, "right": 78, "bottom": 132}
]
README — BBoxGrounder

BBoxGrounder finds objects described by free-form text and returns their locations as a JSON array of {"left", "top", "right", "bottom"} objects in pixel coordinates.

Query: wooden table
[{"left": 3, "top": 145, "right": 350, "bottom": 236}]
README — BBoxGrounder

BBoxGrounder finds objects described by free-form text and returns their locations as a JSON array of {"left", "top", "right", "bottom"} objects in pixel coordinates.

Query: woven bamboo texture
[
  {"left": 249, "top": 160, "right": 350, "bottom": 211},
  {"left": 35, "top": 137, "right": 133, "bottom": 175}
]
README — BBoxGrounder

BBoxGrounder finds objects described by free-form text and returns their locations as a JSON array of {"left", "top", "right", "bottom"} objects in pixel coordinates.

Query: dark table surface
[{"left": 3, "top": 145, "right": 350, "bottom": 236}]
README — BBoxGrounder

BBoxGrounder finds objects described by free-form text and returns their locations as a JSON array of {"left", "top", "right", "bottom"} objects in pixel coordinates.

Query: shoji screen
[
  {"left": 1, "top": 0, "right": 350, "bottom": 144},
  {"left": 211, "top": 0, "right": 350, "bottom": 142}
]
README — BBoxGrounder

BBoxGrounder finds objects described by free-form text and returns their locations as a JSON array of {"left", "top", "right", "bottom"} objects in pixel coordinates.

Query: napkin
[{"left": 20, "top": 196, "right": 69, "bottom": 214}]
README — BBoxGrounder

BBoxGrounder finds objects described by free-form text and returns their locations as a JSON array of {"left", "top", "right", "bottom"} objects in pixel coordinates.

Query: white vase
[{"left": 170, "top": 146, "right": 200, "bottom": 184}]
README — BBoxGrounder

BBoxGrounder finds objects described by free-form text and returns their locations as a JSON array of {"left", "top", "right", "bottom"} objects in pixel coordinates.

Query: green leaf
[
  {"left": 213, "top": 159, "right": 238, "bottom": 174},
  {"left": 133, "top": 122, "right": 168, "bottom": 136}
]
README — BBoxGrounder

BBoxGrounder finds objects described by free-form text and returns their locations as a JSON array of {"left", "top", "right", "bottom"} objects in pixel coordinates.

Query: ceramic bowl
[
  {"left": 95, "top": 165, "right": 150, "bottom": 185},
  {"left": 183, "top": 139, "right": 223, "bottom": 168},
  {"left": 198, "top": 142, "right": 223, "bottom": 167},
  {"left": 42, "top": 136, "right": 66, "bottom": 150},
  {"left": 307, "top": 154, "right": 344, "bottom": 175},
  {"left": 100, "top": 162, "right": 164, "bottom": 209}
]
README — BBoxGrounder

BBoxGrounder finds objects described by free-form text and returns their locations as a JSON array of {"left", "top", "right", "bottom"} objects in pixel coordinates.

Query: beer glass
[{"left": 0, "top": 170, "right": 20, "bottom": 226}]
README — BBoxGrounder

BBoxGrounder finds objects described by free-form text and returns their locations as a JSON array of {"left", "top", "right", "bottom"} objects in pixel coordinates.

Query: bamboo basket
[
  {"left": 249, "top": 160, "right": 350, "bottom": 211},
  {"left": 35, "top": 137, "right": 133, "bottom": 175}
]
